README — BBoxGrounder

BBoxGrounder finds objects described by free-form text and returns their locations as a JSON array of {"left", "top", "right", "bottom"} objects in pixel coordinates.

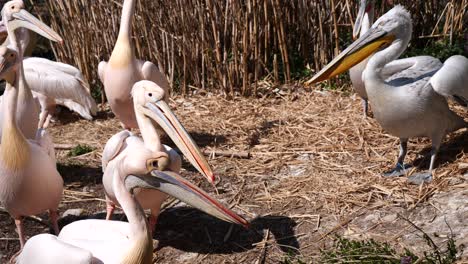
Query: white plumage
[{"left": 23, "top": 57, "right": 98, "bottom": 124}]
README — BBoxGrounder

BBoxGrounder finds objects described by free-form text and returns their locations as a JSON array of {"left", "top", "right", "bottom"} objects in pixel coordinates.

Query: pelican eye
[{"left": 148, "top": 93, "right": 153, "bottom": 97}]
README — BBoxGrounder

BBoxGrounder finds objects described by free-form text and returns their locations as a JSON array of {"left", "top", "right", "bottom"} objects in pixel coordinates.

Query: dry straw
[{"left": 33, "top": 0, "right": 467, "bottom": 99}]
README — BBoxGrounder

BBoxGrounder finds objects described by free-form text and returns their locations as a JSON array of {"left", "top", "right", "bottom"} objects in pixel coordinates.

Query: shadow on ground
[
  {"left": 412, "top": 131, "right": 468, "bottom": 170},
  {"left": 155, "top": 208, "right": 299, "bottom": 255},
  {"left": 57, "top": 208, "right": 299, "bottom": 256},
  {"left": 57, "top": 163, "right": 102, "bottom": 185}
]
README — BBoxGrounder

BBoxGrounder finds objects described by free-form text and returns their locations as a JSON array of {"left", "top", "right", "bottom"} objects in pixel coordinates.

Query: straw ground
[{"left": 0, "top": 86, "right": 467, "bottom": 263}]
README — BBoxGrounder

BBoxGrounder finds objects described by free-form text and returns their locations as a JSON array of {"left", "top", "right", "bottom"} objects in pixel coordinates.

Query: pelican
[
  {"left": 0, "top": 0, "right": 63, "bottom": 138},
  {"left": 306, "top": 5, "right": 468, "bottom": 184},
  {"left": 0, "top": 23, "right": 98, "bottom": 128},
  {"left": 99, "top": 0, "right": 170, "bottom": 130},
  {"left": 16, "top": 137, "right": 248, "bottom": 263},
  {"left": 102, "top": 81, "right": 217, "bottom": 231},
  {"left": 349, "top": 0, "right": 375, "bottom": 117},
  {"left": 0, "top": 46, "right": 63, "bottom": 252}
]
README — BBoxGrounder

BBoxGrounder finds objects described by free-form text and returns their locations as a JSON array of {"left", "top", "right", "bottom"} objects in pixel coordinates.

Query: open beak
[
  {"left": 125, "top": 170, "right": 249, "bottom": 228},
  {"left": 305, "top": 27, "right": 395, "bottom": 85},
  {"left": 353, "top": 0, "right": 367, "bottom": 39},
  {"left": 142, "top": 101, "right": 216, "bottom": 184},
  {"left": 9, "top": 9, "right": 62, "bottom": 43}
]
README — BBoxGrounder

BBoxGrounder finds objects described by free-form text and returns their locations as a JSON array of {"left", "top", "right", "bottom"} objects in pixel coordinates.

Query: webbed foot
[
  {"left": 382, "top": 163, "right": 411, "bottom": 178},
  {"left": 407, "top": 172, "right": 432, "bottom": 185}
]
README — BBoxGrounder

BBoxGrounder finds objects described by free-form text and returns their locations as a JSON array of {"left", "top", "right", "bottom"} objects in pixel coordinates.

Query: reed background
[{"left": 28, "top": 0, "right": 468, "bottom": 100}]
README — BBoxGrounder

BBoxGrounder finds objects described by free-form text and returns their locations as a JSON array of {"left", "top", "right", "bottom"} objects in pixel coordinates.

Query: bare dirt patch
[{"left": 1, "top": 90, "right": 467, "bottom": 263}]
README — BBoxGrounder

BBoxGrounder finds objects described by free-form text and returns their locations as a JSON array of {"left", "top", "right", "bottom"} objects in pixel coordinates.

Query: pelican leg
[
  {"left": 362, "top": 99, "right": 369, "bottom": 117},
  {"left": 407, "top": 139, "right": 441, "bottom": 185},
  {"left": 49, "top": 210, "right": 60, "bottom": 235},
  {"left": 383, "top": 138, "right": 411, "bottom": 177},
  {"left": 38, "top": 109, "right": 49, "bottom": 129},
  {"left": 43, "top": 113, "right": 53, "bottom": 129},
  {"left": 105, "top": 196, "right": 116, "bottom": 220},
  {"left": 14, "top": 217, "right": 26, "bottom": 248}
]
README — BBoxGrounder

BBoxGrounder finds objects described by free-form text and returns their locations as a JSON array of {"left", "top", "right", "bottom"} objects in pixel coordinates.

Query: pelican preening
[
  {"left": 307, "top": 5, "right": 468, "bottom": 184},
  {"left": 349, "top": 0, "right": 375, "bottom": 117},
  {"left": 102, "top": 81, "right": 218, "bottom": 232},
  {"left": 99, "top": 0, "right": 170, "bottom": 130}
]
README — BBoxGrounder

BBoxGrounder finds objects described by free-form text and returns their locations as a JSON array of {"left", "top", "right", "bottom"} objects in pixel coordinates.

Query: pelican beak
[
  {"left": 9, "top": 9, "right": 62, "bottom": 43},
  {"left": 141, "top": 101, "right": 216, "bottom": 184},
  {"left": 353, "top": 0, "right": 368, "bottom": 39},
  {"left": 125, "top": 170, "right": 249, "bottom": 228},
  {"left": 305, "top": 27, "right": 395, "bottom": 85}
]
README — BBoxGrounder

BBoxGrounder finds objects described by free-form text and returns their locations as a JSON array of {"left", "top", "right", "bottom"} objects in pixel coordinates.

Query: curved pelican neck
[
  {"left": 112, "top": 168, "right": 153, "bottom": 264},
  {"left": 135, "top": 107, "right": 165, "bottom": 153}
]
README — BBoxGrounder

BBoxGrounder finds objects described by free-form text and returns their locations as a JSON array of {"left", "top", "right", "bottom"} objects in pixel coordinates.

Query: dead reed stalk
[{"left": 35, "top": 0, "right": 467, "bottom": 98}]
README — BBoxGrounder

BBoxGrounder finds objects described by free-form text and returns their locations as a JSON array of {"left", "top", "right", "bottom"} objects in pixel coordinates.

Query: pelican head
[
  {"left": 306, "top": 5, "right": 411, "bottom": 84},
  {"left": 132, "top": 80, "right": 216, "bottom": 184},
  {"left": 1, "top": 0, "right": 62, "bottom": 43},
  {"left": 124, "top": 154, "right": 249, "bottom": 227},
  {"left": 353, "top": 0, "right": 375, "bottom": 39},
  {"left": 0, "top": 46, "right": 19, "bottom": 79}
]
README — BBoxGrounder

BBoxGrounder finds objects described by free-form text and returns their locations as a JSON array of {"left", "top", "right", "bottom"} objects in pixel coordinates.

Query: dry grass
[
  {"left": 1, "top": 88, "right": 467, "bottom": 262},
  {"left": 32, "top": 0, "right": 467, "bottom": 98}
]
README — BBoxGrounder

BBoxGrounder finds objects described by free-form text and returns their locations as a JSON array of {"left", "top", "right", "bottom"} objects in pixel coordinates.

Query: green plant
[
  {"left": 319, "top": 233, "right": 459, "bottom": 264},
  {"left": 404, "top": 38, "right": 465, "bottom": 61},
  {"left": 68, "top": 144, "right": 94, "bottom": 157}
]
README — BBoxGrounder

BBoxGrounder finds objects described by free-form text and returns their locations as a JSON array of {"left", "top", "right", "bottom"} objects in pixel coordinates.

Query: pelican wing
[
  {"left": 23, "top": 58, "right": 98, "bottom": 119},
  {"left": 17, "top": 234, "right": 94, "bottom": 264},
  {"left": 382, "top": 56, "right": 443, "bottom": 83},
  {"left": 102, "top": 130, "right": 132, "bottom": 172},
  {"left": 98, "top": 61, "right": 108, "bottom": 83},
  {"left": 140, "top": 60, "right": 170, "bottom": 101},
  {"left": 430, "top": 55, "right": 468, "bottom": 105}
]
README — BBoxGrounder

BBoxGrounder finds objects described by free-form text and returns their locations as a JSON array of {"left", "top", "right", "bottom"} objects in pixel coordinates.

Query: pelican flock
[{"left": 0, "top": 0, "right": 466, "bottom": 262}]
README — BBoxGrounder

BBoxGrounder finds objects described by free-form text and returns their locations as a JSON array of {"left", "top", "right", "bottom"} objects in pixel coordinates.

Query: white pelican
[
  {"left": 16, "top": 135, "right": 248, "bottom": 263},
  {"left": 0, "top": 24, "right": 98, "bottom": 128},
  {"left": 102, "top": 81, "right": 218, "bottom": 232},
  {"left": 306, "top": 5, "right": 468, "bottom": 184},
  {"left": 0, "top": 0, "right": 62, "bottom": 138},
  {"left": 349, "top": 0, "right": 375, "bottom": 117},
  {"left": 98, "top": 0, "right": 170, "bottom": 130},
  {"left": 0, "top": 46, "right": 63, "bottom": 252},
  {"left": 98, "top": 0, "right": 215, "bottom": 184}
]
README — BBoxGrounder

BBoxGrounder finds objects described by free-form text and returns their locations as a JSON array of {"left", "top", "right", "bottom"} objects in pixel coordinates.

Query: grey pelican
[{"left": 307, "top": 5, "right": 468, "bottom": 184}]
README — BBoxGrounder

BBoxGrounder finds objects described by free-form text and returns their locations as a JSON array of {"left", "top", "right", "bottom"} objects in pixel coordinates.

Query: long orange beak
[
  {"left": 125, "top": 170, "right": 249, "bottom": 228},
  {"left": 306, "top": 27, "right": 395, "bottom": 85},
  {"left": 143, "top": 101, "right": 216, "bottom": 184}
]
